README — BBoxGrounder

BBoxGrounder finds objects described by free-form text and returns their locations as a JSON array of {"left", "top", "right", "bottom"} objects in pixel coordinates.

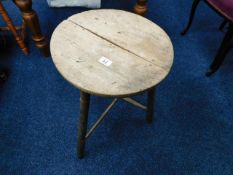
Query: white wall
[{"left": 47, "top": 0, "right": 101, "bottom": 8}]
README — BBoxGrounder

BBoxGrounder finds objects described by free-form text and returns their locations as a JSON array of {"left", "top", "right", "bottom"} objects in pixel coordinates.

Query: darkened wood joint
[{"left": 13, "top": 0, "right": 50, "bottom": 57}]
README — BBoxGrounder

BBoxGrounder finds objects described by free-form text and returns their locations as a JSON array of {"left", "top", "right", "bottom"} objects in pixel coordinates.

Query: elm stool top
[
  {"left": 50, "top": 9, "right": 174, "bottom": 97},
  {"left": 50, "top": 9, "right": 174, "bottom": 159}
]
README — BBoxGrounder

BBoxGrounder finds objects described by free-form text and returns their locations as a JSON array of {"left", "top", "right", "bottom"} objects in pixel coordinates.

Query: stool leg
[
  {"left": 146, "top": 88, "right": 155, "bottom": 123},
  {"left": 77, "top": 91, "right": 90, "bottom": 159},
  {"left": 13, "top": 0, "right": 50, "bottom": 57},
  {"left": 0, "top": 2, "right": 28, "bottom": 55}
]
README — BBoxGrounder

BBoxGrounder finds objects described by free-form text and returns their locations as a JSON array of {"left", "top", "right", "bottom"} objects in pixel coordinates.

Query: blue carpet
[{"left": 0, "top": 0, "right": 233, "bottom": 174}]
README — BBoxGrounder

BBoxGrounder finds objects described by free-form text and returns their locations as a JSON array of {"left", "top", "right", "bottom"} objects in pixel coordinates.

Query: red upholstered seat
[{"left": 207, "top": 0, "right": 233, "bottom": 21}]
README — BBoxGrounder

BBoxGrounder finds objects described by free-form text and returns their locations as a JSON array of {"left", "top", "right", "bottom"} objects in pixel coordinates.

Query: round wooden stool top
[{"left": 50, "top": 9, "right": 174, "bottom": 97}]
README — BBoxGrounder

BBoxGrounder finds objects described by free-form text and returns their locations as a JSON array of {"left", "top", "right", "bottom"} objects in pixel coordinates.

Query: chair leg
[
  {"left": 146, "top": 87, "right": 156, "bottom": 123},
  {"left": 77, "top": 91, "right": 90, "bottom": 159},
  {"left": 0, "top": 69, "right": 9, "bottom": 83},
  {"left": 21, "top": 20, "right": 27, "bottom": 41},
  {"left": 181, "top": 0, "right": 202, "bottom": 35},
  {"left": 219, "top": 19, "right": 228, "bottom": 31},
  {"left": 0, "top": 2, "right": 28, "bottom": 55},
  {"left": 13, "top": 0, "right": 50, "bottom": 57},
  {"left": 206, "top": 23, "right": 233, "bottom": 76}
]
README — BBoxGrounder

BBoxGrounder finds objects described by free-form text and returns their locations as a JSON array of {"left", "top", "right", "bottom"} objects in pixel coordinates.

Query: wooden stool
[
  {"left": 0, "top": 1, "right": 28, "bottom": 54},
  {"left": 50, "top": 9, "right": 174, "bottom": 159}
]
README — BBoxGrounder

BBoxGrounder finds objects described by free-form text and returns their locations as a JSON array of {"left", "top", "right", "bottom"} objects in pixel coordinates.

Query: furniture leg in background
[
  {"left": 206, "top": 23, "right": 233, "bottom": 76},
  {"left": 13, "top": 0, "right": 49, "bottom": 57},
  {"left": 0, "top": 69, "right": 9, "bottom": 83},
  {"left": 134, "top": 0, "right": 148, "bottom": 16},
  {"left": 219, "top": 19, "right": 228, "bottom": 31},
  {"left": 0, "top": 2, "right": 28, "bottom": 54},
  {"left": 181, "top": 0, "right": 233, "bottom": 75},
  {"left": 181, "top": 0, "right": 201, "bottom": 35}
]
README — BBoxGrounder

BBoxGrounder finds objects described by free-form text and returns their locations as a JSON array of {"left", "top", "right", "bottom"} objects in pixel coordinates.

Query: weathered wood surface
[{"left": 50, "top": 10, "right": 174, "bottom": 97}]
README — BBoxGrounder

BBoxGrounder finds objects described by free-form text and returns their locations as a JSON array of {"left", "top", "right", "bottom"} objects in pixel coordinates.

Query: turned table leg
[
  {"left": 13, "top": 0, "right": 49, "bottom": 57},
  {"left": 134, "top": 0, "right": 148, "bottom": 16}
]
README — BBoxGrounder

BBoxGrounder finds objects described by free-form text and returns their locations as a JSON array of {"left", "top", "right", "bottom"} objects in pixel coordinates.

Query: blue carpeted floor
[{"left": 0, "top": 0, "right": 233, "bottom": 174}]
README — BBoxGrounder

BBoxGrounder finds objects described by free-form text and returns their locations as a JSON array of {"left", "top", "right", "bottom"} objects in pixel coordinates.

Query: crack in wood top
[{"left": 68, "top": 19, "right": 166, "bottom": 70}]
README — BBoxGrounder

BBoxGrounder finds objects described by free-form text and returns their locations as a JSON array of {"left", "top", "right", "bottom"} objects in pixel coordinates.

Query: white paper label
[{"left": 98, "top": 57, "right": 112, "bottom": 67}]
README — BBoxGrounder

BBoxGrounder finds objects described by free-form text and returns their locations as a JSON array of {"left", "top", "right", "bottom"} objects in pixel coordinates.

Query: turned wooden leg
[
  {"left": 77, "top": 91, "right": 90, "bottom": 159},
  {"left": 0, "top": 2, "right": 28, "bottom": 54},
  {"left": 134, "top": 0, "right": 148, "bottom": 16},
  {"left": 13, "top": 0, "right": 49, "bottom": 57}
]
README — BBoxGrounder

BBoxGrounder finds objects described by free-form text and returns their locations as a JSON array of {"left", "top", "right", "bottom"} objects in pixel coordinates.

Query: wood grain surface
[{"left": 50, "top": 9, "right": 174, "bottom": 97}]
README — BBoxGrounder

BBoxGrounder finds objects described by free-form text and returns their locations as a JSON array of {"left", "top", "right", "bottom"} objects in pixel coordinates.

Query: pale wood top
[{"left": 50, "top": 9, "right": 174, "bottom": 97}]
